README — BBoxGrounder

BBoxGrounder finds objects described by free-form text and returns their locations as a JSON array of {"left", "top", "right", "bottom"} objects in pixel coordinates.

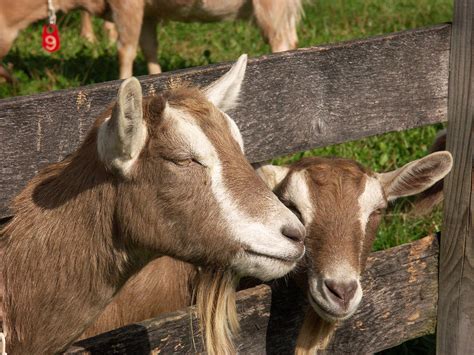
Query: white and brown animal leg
[
  {"left": 252, "top": 0, "right": 303, "bottom": 52},
  {"left": 108, "top": 0, "right": 144, "bottom": 78},
  {"left": 104, "top": 20, "right": 118, "bottom": 44},
  {"left": 139, "top": 17, "right": 161, "bottom": 75},
  {"left": 80, "top": 11, "right": 96, "bottom": 43}
]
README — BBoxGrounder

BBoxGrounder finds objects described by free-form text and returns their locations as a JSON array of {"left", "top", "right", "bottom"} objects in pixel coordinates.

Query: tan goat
[
  {"left": 0, "top": 55, "right": 306, "bottom": 354},
  {"left": 0, "top": 0, "right": 303, "bottom": 82},
  {"left": 77, "top": 152, "right": 452, "bottom": 354},
  {"left": 257, "top": 153, "right": 453, "bottom": 353}
]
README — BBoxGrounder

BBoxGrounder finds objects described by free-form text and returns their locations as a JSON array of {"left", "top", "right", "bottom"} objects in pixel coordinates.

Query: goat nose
[
  {"left": 281, "top": 223, "right": 305, "bottom": 244},
  {"left": 324, "top": 279, "right": 358, "bottom": 309}
]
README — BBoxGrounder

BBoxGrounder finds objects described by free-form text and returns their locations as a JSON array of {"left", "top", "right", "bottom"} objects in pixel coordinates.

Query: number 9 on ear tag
[{"left": 42, "top": 24, "right": 60, "bottom": 52}]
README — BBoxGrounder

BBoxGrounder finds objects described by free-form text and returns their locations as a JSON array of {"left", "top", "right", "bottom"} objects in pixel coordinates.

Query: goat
[
  {"left": 257, "top": 152, "right": 453, "bottom": 354},
  {"left": 0, "top": 54, "right": 306, "bottom": 354},
  {"left": 0, "top": 0, "right": 303, "bottom": 81}
]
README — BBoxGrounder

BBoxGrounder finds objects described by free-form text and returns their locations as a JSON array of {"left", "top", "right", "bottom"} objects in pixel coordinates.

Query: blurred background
[{"left": 1, "top": 1, "right": 453, "bottom": 352}]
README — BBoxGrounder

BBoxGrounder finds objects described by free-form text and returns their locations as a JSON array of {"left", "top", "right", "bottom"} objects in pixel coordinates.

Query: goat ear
[
  {"left": 204, "top": 54, "right": 247, "bottom": 112},
  {"left": 98, "top": 77, "right": 147, "bottom": 175},
  {"left": 377, "top": 151, "right": 453, "bottom": 201},
  {"left": 254, "top": 163, "right": 289, "bottom": 190}
]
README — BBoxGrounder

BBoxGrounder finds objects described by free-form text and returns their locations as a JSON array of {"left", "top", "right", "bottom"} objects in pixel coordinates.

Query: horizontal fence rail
[
  {"left": 0, "top": 24, "right": 451, "bottom": 218},
  {"left": 64, "top": 236, "right": 439, "bottom": 354}
]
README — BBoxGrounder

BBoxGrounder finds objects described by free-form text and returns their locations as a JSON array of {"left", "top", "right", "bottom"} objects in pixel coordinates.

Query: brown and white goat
[
  {"left": 0, "top": 0, "right": 303, "bottom": 82},
  {"left": 0, "top": 55, "right": 306, "bottom": 354},
  {"left": 257, "top": 152, "right": 453, "bottom": 354}
]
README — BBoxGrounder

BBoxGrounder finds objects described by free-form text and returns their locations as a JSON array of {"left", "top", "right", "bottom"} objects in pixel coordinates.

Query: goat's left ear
[
  {"left": 254, "top": 163, "right": 290, "bottom": 191},
  {"left": 377, "top": 151, "right": 453, "bottom": 201},
  {"left": 98, "top": 77, "right": 147, "bottom": 176},
  {"left": 204, "top": 54, "right": 247, "bottom": 112}
]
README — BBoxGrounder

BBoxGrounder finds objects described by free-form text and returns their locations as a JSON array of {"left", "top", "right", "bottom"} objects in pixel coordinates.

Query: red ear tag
[{"left": 42, "top": 24, "right": 60, "bottom": 52}]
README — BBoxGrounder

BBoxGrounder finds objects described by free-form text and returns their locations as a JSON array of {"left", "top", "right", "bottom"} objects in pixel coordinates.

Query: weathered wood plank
[
  {"left": 437, "top": 0, "right": 474, "bottom": 353},
  {"left": 0, "top": 24, "right": 451, "bottom": 218},
  {"left": 65, "top": 236, "right": 439, "bottom": 354}
]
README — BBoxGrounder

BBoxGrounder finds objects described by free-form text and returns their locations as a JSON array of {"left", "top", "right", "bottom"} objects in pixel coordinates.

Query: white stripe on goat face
[
  {"left": 357, "top": 176, "right": 385, "bottom": 262},
  {"left": 165, "top": 105, "right": 299, "bottom": 262}
]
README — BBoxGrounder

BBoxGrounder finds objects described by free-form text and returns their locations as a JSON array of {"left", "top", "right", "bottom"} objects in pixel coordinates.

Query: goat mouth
[
  {"left": 308, "top": 293, "right": 351, "bottom": 321},
  {"left": 245, "top": 250, "right": 298, "bottom": 264}
]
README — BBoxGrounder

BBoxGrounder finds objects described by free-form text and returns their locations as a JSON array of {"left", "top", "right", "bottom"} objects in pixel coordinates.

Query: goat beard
[
  {"left": 194, "top": 268, "right": 240, "bottom": 355},
  {"left": 295, "top": 307, "right": 337, "bottom": 355}
]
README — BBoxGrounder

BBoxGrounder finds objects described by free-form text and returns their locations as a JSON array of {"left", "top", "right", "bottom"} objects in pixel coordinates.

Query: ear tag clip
[{"left": 42, "top": 24, "right": 60, "bottom": 52}]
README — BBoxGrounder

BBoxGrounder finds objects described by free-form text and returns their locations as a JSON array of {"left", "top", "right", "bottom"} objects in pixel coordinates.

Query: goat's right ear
[
  {"left": 204, "top": 54, "right": 247, "bottom": 112},
  {"left": 377, "top": 151, "right": 453, "bottom": 201},
  {"left": 97, "top": 77, "right": 147, "bottom": 175},
  {"left": 254, "top": 163, "right": 289, "bottom": 190}
]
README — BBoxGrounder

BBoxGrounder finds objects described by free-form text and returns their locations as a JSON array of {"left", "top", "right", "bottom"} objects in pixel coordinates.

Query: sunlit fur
[
  {"left": 195, "top": 269, "right": 239, "bottom": 355},
  {"left": 295, "top": 308, "right": 335, "bottom": 355}
]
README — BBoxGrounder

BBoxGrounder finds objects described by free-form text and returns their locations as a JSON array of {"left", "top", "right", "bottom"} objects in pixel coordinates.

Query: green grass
[{"left": 1, "top": 1, "right": 452, "bottom": 353}]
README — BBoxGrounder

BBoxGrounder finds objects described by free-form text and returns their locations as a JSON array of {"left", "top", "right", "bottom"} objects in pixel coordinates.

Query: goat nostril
[
  {"left": 281, "top": 224, "right": 305, "bottom": 244},
  {"left": 324, "top": 280, "right": 358, "bottom": 308}
]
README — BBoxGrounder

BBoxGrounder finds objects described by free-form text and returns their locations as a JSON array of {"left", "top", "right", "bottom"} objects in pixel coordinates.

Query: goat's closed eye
[{"left": 165, "top": 157, "right": 204, "bottom": 168}]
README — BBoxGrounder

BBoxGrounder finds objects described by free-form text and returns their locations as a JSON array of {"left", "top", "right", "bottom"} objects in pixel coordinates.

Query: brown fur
[
  {"left": 1, "top": 84, "right": 287, "bottom": 354},
  {"left": 81, "top": 257, "right": 195, "bottom": 339}
]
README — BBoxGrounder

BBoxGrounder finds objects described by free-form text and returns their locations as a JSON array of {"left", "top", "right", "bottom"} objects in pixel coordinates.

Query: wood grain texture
[
  {"left": 437, "top": 0, "right": 474, "bottom": 353},
  {"left": 65, "top": 236, "right": 439, "bottom": 354},
  {"left": 0, "top": 24, "right": 451, "bottom": 218}
]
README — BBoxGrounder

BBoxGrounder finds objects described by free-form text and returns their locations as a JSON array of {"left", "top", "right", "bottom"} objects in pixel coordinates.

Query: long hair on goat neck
[
  {"left": 195, "top": 269, "right": 240, "bottom": 355},
  {"left": 295, "top": 308, "right": 336, "bottom": 355}
]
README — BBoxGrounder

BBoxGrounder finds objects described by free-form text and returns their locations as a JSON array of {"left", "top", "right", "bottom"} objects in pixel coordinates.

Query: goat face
[
  {"left": 97, "top": 55, "right": 305, "bottom": 281},
  {"left": 257, "top": 152, "right": 452, "bottom": 320}
]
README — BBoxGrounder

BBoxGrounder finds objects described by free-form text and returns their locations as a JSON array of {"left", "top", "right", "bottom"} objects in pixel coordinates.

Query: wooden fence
[{"left": 0, "top": 6, "right": 472, "bottom": 353}]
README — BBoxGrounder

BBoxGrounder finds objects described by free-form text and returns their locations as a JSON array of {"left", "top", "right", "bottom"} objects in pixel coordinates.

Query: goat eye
[
  {"left": 174, "top": 158, "right": 194, "bottom": 167},
  {"left": 166, "top": 157, "right": 203, "bottom": 168},
  {"left": 371, "top": 208, "right": 384, "bottom": 216}
]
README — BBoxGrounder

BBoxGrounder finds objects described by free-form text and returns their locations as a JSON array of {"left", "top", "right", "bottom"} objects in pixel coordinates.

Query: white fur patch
[
  {"left": 283, "top": 170, "right": 314, "bottom": 224},
  {"left": 357, "top": 177, "right": 385, "bottom": 232},
  {"left": 357, "top": 177, "right": 385, "bottom": 264},
  {"left": 223, "top": 112, "right": 244, "bottom": 152}
]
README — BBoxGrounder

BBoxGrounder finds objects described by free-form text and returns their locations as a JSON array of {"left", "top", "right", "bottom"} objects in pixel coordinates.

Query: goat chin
[
  {"left": 194, "top": 269, "right": 240, "bottom": 355},
  {"left": 295, "top": 308, "right": 337, "bottom": 355}
]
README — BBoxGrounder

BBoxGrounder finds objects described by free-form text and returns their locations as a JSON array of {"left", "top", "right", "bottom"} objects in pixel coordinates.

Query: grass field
[{"left": 1, "top": 1, "right": 453, "bottom": 351}]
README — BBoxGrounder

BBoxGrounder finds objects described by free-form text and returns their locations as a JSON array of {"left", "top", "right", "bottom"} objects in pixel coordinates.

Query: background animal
[
  {"left": 0, "top": 0, "right": 303, "bottom": 81},
  {"left": 256, "top": 152, "right": 452, "bottom": 354},
  {"left": 1, "top": 55, "right": 306, "bottom": 354}
]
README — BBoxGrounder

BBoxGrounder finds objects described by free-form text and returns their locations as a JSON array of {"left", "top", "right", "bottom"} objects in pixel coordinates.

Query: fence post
[{"left": 437, "top": 0, "right": 474, "bottom": 353}]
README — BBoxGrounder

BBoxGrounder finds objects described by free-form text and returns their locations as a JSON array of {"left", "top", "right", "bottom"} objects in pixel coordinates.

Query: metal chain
[{"left": 47, "top": 0, "right": 56, "bottom": 25}]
